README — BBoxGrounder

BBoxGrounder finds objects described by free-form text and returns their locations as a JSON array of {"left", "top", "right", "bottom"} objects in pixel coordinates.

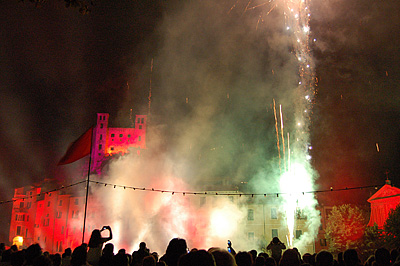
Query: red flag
[{"left": 58, "top": 127, "right": 93, "bottom": 165}]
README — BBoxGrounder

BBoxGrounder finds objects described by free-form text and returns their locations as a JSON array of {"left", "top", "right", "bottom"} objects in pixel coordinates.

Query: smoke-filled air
[{"left": 85, "top": 0, "right": 320, "bottom": 255}]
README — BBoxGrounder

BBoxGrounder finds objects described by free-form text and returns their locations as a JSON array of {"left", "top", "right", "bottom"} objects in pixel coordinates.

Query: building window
[
  {"left": 99, "top": 116, "right": 102, "bottom": 121},
  {"left": 100, "top": 123, "right": 103, "bottom": 129},
  {"left": 247, "top": 209, "right": 254, "bottom": 221},
  {"left": 27, "top": 202, "right": 31, "bottom": 208},
  {"left": 320, "top": 238, "right": 327, "bottom": 246},
  {"left": 16, "top": 226, "right": 21, "bottom": 236},
  {"left": 26, "top": 229, "right": 28, "bottom": 237},
  {"left": 99, "top": 144, "right": 102, "bottom": 150},
  {"left": 15, "top": 214, "right": 18, "bottom": 221},
  {"left": 111, "top": 147, "right": 114, "bottom": 151},
  {"left": 137, "top": 118, "right": 140, "bottom": 123},
  {"left": 100, "top": 134, "right": 103, "bottom": 140},
  {"left": 271, "top": 208, "right": 277, "bottom": 219},
  {"left": 248, "top": 232, "right": 255, "bottom": 241},
  {"left": 139, "top": 136, "right": 142, "bottom": 142},
  {"left": 119, "top": 134, "right": 123, "bottom": 138},
  {"left": 47, "top": 201, "right": 51, "bottom": 207},
  {"left": 103, "top": 116, "right": 105, "bottom": 120},
  {"left": 56, "top": 212, "right": 62, "bottom": 219},
  {"left": 75, "top": 199, "right": 79, "bottom": 205},
  {"left": 272, "top": 229, "right": 278, "bottom": 238},
  {"left": 61, "top": 226, "right": 64, "bottom": 235},
  {"left": 59, "top": 200, "right": 63, "bottom": 206},
  {"left": 296, "top": 230, "right": 302, "bottom": 239},
  {"left": 128, "top": 134, "right": 131, "bottom": 138},
  {"left": 20, "top": 202, "right": 24, "bottom": 208},
  {"left": 56, "top": 241, "right": 63, "bottom": 252},
  {"left": 111, "top": 134, "right": 115, "bottom": 138},
  {"left": 27, "top": 215, "right": 29, "bottom": 222},
  {"left": 139, "top": 125, "right": 142, "bottom": 129}
]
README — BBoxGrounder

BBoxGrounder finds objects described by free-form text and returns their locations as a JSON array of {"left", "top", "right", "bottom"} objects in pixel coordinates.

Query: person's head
[
  {"left": 140, "top": 242, "right": 147, "bottom": 250},
  {"left": 25, "top": 243, "right": 43, "bottom": 265},
  {"left": 166, "top": 238, "right": 188, "bottom": 255},
  {"left": 273, "top": 237, "right": 280, "bottom": 244},
  {"left": 151, "top": 252, "right": 159, "bottom": 262},
  {"left": 143, "top": 255, "right": 157, "bottom": 266},
  {"left": 71, "top": 245, "right": 87, "bottom": 266},
  {"left": 279, "top": 249, "right": 301, "bottom": 266},
  {"left": 375, "top": 248, "right": 390, "bottom": 266},
  {"left": 303, "top": 253, "right": 312, "bottom": 264},
  {"left": 265, "top": 257, "right": 277, "bottom": 266},
  {"left": 103, "top": 243, "right": 114, "bottom": 256},
  {"left": 316, "top": 250, "right": 333, "bottom": 266},
  {"left": 64, "top": 247, "right": 72, "bottom": 257},
  {"left": 255, "top": 256, "right": 266, "bottom": 266},
  {"left": 178, "top": 250, "right": 215, "bottom": 266},
  {"left": 235, "top": 251, "right": 253, "bottom": 266},
  {"left": 210, "top": 248, "right": 236, "bottom": 266},
  {"left": 249, "top": 250, "right": 257, "bottom": 261},
  {"left": 88, "top": 229, "right": 102, "bottom": 248},
  {"left": 343, "top": 249, "right": 359, "bottom": 266}
]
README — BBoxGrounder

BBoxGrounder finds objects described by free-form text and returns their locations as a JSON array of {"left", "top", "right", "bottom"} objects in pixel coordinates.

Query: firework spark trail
[
  {"left": 279, "top": 0, "right": 318, "bottom": 250},
  {"left": 280, "top": 104, "right": 286, "bottom": 171},
  {"left": 273, "top": 99, "right": 281, "bottom": 172}
]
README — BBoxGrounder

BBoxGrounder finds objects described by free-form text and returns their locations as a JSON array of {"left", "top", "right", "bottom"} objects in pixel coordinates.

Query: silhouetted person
[
  {"left": 160, "top": 238, "right": 188, "bottom": 266},
  {"left": 32, "top": 255, "right": 53, "bottom": 266},
  {"left": 279, "top": 249, "right": 301, "bottom": 266},
  {"left": 132, "top": 242, "right": 150, "bottom": 266},
  {"left": 255, "top": 256, "right": 266, "bottom": 266},
  {"left": 267, "top": 237, "right": 286, "bottom": 264},
  {"left": 62, "top": 248, "right": 72, "bottom": 266},
  {"left": 115, "top": 249, "right": 129, "bottom": 266},
  {"left": 143, "top": 255, "right": 157, "bottom": 266},
  {"left": 10, "top": 250, "right": 25, "bottom": 266},
  {"left": 235, "top": 251, "right": 253, "bottom": 266},
  {"left": 25, "top": 244, "right": 43, "bottom": 266},
  {"left": 373, "top": 248, "right": 390, "bottom": 266},
  {"left": 99, "top": 243, "right": 114, "bottom": 266},
  {"left": 71, "top": 245, "right": 88, "bottom": 266},
  {"left": 178, "top": 250, "right": 215, "bottom": 266},
  {"left": 343, "top": 249, "right": 360, "bottom": 266},
  {"left": 209, "top": 248, "right": 236, "bottom": 266},
  {"left": 316, "top": 251, "right": 333, "bottom": 266},
  {"left": 50, "top": 253, "right": 62, "bottom": 266},
  {"left": 87, "top": 226, "right": 112, "bottom": 266},
  {"left": 249, "top": 250, "right": 258, "bottom": 262},
  {"left": 266, "top": 257, "right": 277, "bottom": 266}
]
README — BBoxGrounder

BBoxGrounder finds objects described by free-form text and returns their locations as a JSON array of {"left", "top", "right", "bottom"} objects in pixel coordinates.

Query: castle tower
[{"left": 90, "top": 113, "right": 109, "bottom": 174}]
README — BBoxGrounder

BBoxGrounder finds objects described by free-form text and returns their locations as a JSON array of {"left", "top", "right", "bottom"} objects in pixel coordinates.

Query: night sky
[{"left": 1, "top": 0, "right": 399, "bottom": 242}]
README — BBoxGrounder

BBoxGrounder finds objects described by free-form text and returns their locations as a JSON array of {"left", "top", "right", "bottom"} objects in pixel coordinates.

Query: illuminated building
[{"left": 9, "top": 113, "right": 147, "bottom": 252}]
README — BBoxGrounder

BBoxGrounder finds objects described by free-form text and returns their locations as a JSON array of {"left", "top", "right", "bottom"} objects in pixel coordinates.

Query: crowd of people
[{"left": 0, "top": 228, "right": 398, "bottom": 266}]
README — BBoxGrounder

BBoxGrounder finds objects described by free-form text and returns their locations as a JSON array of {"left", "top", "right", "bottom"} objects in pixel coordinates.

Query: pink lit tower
[{"left": 90, "top": 113, "right": 147, "bottom": 174}]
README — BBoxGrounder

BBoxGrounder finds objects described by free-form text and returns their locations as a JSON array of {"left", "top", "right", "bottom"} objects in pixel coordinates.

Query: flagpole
[{"left": 82, "top": 126, "right": 94, "bottom": 244}]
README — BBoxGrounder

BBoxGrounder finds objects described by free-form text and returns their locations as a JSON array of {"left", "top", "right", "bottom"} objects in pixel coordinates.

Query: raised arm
[{"left": 101, "top": 226, "right": 113, "bottom": 242}]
